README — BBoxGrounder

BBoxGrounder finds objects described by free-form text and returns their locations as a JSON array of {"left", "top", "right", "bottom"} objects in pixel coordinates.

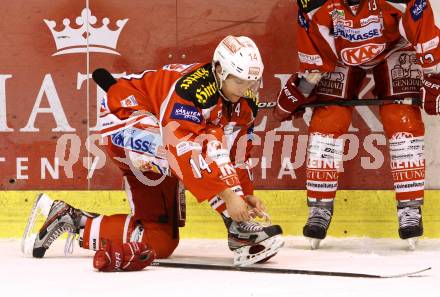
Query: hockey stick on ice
[{"left": 152, "top": 260, "right": 431, "bottom": 278}]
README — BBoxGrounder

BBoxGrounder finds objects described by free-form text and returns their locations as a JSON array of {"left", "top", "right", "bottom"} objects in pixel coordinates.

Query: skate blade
[
  {"left": 407, "top": 237, "right": 419, "bottom": 251},
  {"left": 307, "top": 238, "right": 321, "bottom": 250},
  {"left": 21, "top": 193, "right": 54, "bottom": 257},
  {"left": 233, "top": 235, "right": 285, "bottom": 267}
]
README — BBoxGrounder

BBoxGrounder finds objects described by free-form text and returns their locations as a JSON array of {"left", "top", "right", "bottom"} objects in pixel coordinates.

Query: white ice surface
[{"left": 1, "top": 237, "right": 439, "bottom": 297}]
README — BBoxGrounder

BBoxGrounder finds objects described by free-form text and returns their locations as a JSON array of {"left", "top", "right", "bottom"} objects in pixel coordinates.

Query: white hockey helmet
[{"left": 213, "top": 35, "right": 264, "bottom": 82}]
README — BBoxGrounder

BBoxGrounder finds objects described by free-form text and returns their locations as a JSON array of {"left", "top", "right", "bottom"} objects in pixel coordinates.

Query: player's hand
[
  {"left": 421, "top": 73, "right": 440, "bottom": 115},
  {"left": 245, "top": 195, "right": 266, "bottom": 218},
  {"left": 219, "top": 188, "right": 250, "bottom": 222},
  {"left": 274, "top": 74, "right": 317, "bottom": 120},
  {"left": 93, "top": 240, "right": 156, "bottom": 272}
]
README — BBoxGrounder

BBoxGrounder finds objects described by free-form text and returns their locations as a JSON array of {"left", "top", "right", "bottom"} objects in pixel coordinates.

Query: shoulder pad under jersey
[
  {"left": 297, "top": 0, "right": 328, "bottom": 13},
  {"left": 243, "top": 89, "right": 259, "bottom": 118},
  {"left": 175, "top": 63, "right": 220, "bottom": 109}
]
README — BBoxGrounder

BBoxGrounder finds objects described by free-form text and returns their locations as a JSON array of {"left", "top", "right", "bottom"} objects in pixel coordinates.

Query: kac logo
[{"left": 341, "top": 43, "right": 386, "bottom": 65}]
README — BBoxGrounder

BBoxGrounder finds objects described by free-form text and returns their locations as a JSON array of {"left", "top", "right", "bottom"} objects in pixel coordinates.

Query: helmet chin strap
[
  {"left": 212, "top": 62, "right": 232, "bottom": 102},
  {"left": 218, "top": 89, "right": 231, "bottom": 102}
]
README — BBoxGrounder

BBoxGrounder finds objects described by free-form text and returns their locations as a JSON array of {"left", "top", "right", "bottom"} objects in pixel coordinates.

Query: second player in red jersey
[{"left": 272, "top": 0, "right": 440, "bottom": 249}]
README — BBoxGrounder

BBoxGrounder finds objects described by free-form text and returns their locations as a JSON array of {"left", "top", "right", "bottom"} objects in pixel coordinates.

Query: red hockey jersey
[
  {"left": 99, "top": 63, "right": 257, "bottom": 202},
  {"left": 296, "top": 0, "right": 440, "bottom": 73}
]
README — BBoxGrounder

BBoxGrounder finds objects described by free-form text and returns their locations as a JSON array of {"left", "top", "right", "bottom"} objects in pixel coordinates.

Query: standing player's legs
[
  {"left": 374, "top": 47, "right": 425, "bottom": 247},
  {"left": 302, "top": 66, "right": 364, "bottom": 248},
  {"left": 380, "top": 105, "right": 425, "bottom": 242},
  {"left": 303, "top": 105, "right": 352, "bottom": 247}
]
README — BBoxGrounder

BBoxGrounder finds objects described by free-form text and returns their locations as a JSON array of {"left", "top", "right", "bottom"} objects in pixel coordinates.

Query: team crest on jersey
[
  {"left": 390, "top": 53, "right": 422, "bottom": 94},
  {"left": 410, "top": 0, "right": 427, "bottom": 21},
  {"left": 340, "top": 43, "right": 386, "bottom": 65}
]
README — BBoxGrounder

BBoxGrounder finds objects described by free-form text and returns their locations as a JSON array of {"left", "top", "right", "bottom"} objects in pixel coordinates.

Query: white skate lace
[
  {"left": 238, "top": 221, "right": 264, "bottom": 232},
  {"left": 306, "top": 207, "right": 332, "bottom": 229},
  {"left": 398, "top": 207, "right": 421, "bottom": 228},
  {"left": 45, "top": 224, "right": 76, "bottom": 251}
]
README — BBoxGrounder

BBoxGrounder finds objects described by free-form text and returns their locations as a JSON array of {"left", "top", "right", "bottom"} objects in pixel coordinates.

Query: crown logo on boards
[{"left": 44, "top": 8, "right": 128, "bottom": 56}]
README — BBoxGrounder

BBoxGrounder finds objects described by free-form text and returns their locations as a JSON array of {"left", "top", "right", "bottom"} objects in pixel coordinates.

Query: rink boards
[{"left": 1, "top": 190, "right": 440, "bottom": 238}]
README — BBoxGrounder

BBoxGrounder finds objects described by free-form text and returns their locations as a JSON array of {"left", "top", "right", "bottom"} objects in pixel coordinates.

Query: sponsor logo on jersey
[
  {"left": 340, "top": 43, "right": 386, "bottom": 65},
  {"left": 119, "top": 95, "right": 138, "bottom": 107},
  {"left": 175, "top": 64, "right": 220, "bottom": 108},
  {"left": 299, "top": 0, "right": 327, "bottom": 12},
  {"left": 243, "top": 89, "right": 259, "bottom": 117},
  {"left": 360, "top": 15, "right": 381, "bottom": 27},
  {"left": 410, "top": 0, "right": 427, "bottom": 21},
  {"left": 179, "top": 67, "right": 210, "bottom": 90},
  {"left": 299, "top": 0, "right": 312, "bottom": 8},
  {"left": 196, "top": 82, "right": 218, "bottom": 105},
  {"left": 298, "top": 52, "right": 323, "bottom": 66},
  {"left": 390, "top": 53, "right": 422, "bottom": 94},
  {"left": 336, "top": 19, "right": 353, "bottom": 27},
  {"left": 176, "top": 141, "right": 202, "bottom": 156},
  {"left": 316, "top": 72, "right": 346, "bottom": 97},
  {"left": 416, "top": 36, "right": 439, "bottom": 53},
  {"left": 331, "top": 9, "right": 345, "bottom": 20},
  {"left": 334, "top": 22, "right": 382, "bottom": 42},
  {"left": 170, "top": 103, "right": 202, "bottom": 124},
  {"left": 111, "top": 127, "right": 159, "bottom": 155}
]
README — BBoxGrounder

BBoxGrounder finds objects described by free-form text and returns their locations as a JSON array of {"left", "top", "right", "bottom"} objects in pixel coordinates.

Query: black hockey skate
[
  {"left": 222, "top": 215, "right": 284, "bottom": 266},
  {"left": 398, "top": 206, "right": 423, "bottom": 250},
  {"left": 22, "top": 193, "right": 95, "bottom": 258},
  {"left": 303, "top": 206, "right": 333, "bottom": 250}
]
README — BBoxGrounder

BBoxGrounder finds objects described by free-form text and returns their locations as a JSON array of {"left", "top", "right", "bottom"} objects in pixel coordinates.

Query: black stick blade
[{"left": 92, "top": 68, "right": 117, "bottom": 92}]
